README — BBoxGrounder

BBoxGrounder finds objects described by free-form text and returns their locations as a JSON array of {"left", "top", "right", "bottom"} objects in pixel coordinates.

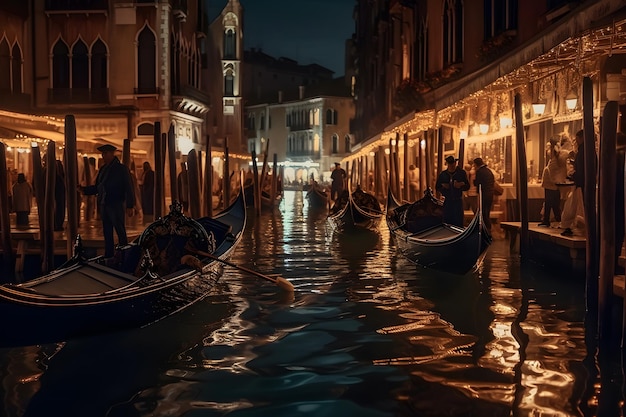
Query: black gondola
[
  {"left": 305, "top": 183, "right": 330, "bottom": 209},
  {"left": 327, "top": 187, "right": 382, "bottom": 232},
  {"left": 0, "top": 189, "right": 247, "bottom": 347},
  {"left": 385, "top": 187, "right": 491, "bottom": 274}
]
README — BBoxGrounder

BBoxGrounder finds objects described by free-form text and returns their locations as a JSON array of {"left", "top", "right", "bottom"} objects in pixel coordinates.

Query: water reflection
[{"left": 0, "top": 190, "right": 621, "bottom": 416}]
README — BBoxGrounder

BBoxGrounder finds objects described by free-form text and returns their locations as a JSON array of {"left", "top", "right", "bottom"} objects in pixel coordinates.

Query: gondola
[
  {"left": 0, "top": 189, "right": 247, "bottom": 347},
  {"left": 327, "top": 187, "right": 383, "bottom": 232},
  {"left": 305, "top": 183, "right": 330, "bottom": 209},
  {"left": 385, "top": 187, "right": 491, "bottom": 274}
]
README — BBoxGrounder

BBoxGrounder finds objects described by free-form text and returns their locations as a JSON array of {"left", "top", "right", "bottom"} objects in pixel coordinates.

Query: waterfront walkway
[{"left": 1, "top": 208, "right": 146, "bottom": 276}]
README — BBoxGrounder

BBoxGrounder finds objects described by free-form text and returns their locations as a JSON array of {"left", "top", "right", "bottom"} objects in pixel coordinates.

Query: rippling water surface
[{"left": 0, "top": 190, "right": 619, "bottom": 416}]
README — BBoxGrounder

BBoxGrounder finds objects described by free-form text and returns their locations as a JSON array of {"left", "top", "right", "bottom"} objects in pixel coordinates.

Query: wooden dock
[
  {"left": 1, "top": 211, "right": 144, "bottom": 276},
  {"left": 501, "top": 221, "right": 626, "bottom": 299},
  {"left": 500, "top": 221, "right": 587, "bottom": 272}
]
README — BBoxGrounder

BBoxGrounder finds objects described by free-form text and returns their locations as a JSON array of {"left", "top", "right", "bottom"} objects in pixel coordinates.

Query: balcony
[
  {"left": 172, "top": 84, "right": 210, "bottom": 104},
  {"left": 286, "top": 150, "right": 319, "bottom": 159},
  {"left": 45, "top": 0, "right": 108, "bottom": 12},
  {"left": 48, "top": 88, "right": 109, "bottom": 104},
  {"left": 134, "top": 86, "right": 160, "bottom": 95},
  {"left": 0, "top": 91, "right": 31, "bottom": 110}
]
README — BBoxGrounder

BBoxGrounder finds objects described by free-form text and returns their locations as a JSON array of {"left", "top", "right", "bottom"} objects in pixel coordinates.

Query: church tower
[{"left": 209, "top": 0, "right": 244, "bottom": 153}]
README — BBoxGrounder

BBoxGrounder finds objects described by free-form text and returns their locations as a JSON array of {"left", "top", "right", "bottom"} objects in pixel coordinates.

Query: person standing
[
  {"left": 81, "top": 144, "right": 135, "bottom": 258},
  {"left": 408, "top": 164, "right": 419, "bottom": 201},
  {"left": 435, "top": 155, "right": 469, "bottom": 227},
  {"left": 539, "top": 137, "right": 567, "bottom": 226},
  {"left": 473, "top": 157, "right": 495, "bottom": 231},
  {"left": 12, "top": 173, "right": 33, "bottom": 228},
  {"left": 140, "top": 161, "right": 155, "bottom": 224},
  {"left": 330, "top": 162, "right": 346, "bottom": 201},
  {"left": 561, "top": 130, "right": 586, "bottom": 236}
]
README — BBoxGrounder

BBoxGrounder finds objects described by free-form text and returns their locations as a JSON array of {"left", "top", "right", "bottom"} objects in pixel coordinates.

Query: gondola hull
[
  {"left": 386, "top": 188, "right": 491, "bottom": 274},
  {"left": 0, "top": 190, "right": 247, "bottom": 347},
  {"left": 305, "top": 186, "right": 329, "bottom": 209},
  {"left": 328, "top": 190, "right": 382, "bottom": 232}
]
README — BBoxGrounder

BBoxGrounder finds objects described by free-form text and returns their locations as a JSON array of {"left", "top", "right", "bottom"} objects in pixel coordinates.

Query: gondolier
[
  {"left": 435, "top": 155, "right": 469, "bottom": 227},
  {"left": 81, "top": 144, "right": 135, "bottom": 258},
  {"left": 330, "top": 162, "right": 347, "bottom": 201}
]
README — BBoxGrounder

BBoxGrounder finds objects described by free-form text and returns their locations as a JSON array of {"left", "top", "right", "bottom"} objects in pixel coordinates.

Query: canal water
[{"left": 0, "top": 190, "right": 622, "bottom": 416}]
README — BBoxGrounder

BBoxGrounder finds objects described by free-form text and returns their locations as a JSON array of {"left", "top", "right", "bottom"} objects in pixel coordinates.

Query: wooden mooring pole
[
  {"left": 514, "top": 93, "right": 529, "bottom": 256},
  {"left": 598, "top": 101, "right": 618, "bottom": 343}
]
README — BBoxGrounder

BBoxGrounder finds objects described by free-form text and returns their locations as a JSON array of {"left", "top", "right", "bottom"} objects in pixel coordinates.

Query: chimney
[
  {"left": 298, "top": 85, "right": 305, "bottom": 100},
  {"left": 278, "top": 90, "right": 283, "bottom": 103}
]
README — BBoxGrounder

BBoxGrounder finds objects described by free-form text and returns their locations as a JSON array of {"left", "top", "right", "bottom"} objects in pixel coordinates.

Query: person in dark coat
[
  {"left": 472, "top": 157, "right": 495, "bottom": 231},
  {"left": 81, "top": 144, "right": 135, "bottom": 258},
  {"left": 12, "top": 173, "right": 32, "bottom": 228},
  {"left": 436, "top": 155, "right": 469, "bottom": 227},
  {"left": 330, "top": 162, "right": 347, "bottom": 201}
]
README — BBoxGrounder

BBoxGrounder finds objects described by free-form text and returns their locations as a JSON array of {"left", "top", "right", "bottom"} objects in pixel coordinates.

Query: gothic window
[
  {"left": 260, "top": 112, "right": 265, "bottom": 130},
  {"left": 326, "top": 108, "right": 338, "bottom": 125},
  {"left": 11, "top": 43, "right": 22, "bottom": 93},
  {"left": 91, "top": 39, "right": 107, "bottom": 89},
  {"left": 72, "top": 39, "right": 89, "bottom": 89},
  {"left": 248, "top": 113, "right": 255, "bottom": 130},
  {"left": 443, "top": 0, "right": 463, "bottom": 66},
  {"left": 137, "top": 26, "right": 157, "bottom": 94},
  {"left": 170, "top": 34, "right": 179, "bottom": 92},
  {"left": 0, "top": 38, "right": 10, "bottom": 91},
  {"left": 332, "top": 134, "right": 339, "bottom": 154},
  {"left": 224, "top": 28, "right": 236, "bottom": 59},
  {"left": 224, "top": 72, "right": 234, "bottom": 96},
  {"left": 416, "top": 18, "right": 428, "bottom": 80},
  {"left": 52, "top": 39, "right": 70, "bottom": 89},
  {"left": 345, "top": 135, "right": 351, "bottom": 153},
  {"left": 484, "top": 0, "right": 517, "bottom": 38}
]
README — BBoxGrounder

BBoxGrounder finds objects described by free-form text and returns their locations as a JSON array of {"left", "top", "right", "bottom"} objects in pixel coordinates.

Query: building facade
[
  {"left": 0, "top": 0, "right": 247, "bottom": 200},
  {"left": 349, "top": 0, "right": 626, "bottom": 215},
  {"left": 245, "top": 82, "right": 355, "bottom": 186}
]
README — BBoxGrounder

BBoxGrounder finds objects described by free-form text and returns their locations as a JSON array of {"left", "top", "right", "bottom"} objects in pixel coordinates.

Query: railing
[
  {"left": 172, "top": 84, "right": 210, "bottom": 104},
  {"left": 133, "top": 86, "right": 160, "bottom": 95},
  {"left": 45, "top": 0, "right": 108, "bottom": 11},
  {"left": 48, "top": 88, "right": 109, "bottom": 104}
]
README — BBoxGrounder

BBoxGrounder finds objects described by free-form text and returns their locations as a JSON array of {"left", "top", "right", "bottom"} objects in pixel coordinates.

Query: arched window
[
  {"left": 224, "top": 72, "right": 234, "bottom": 96},
  {"left": 0, "top": 38, "right": 10, "bottom": 92},
  {"left": 137, "top": 122, "right": 154, "bottom": 136},
  {"left": 344, "top": 135, "right": 351, "bottom": 153},
  {"left": 443, "top": 0, "right": 463, "bottom": 66},
  {"left": 417, "top": 18, "right": 428, "bottom": 80},
  {"left": 170, "top": 34, "right": 179, "bottom": 92},
  {"left": 332, "top": 134, "right": 339, "bottom": 154},
  {"left": 137, "top": 26, "right": 156, "bottom": 93},
  {"left": 484, "top": 0, "right": 518, "bottom": 38},
  {"left": 11, "top": 43, "right": 22, "bottom": 93},
  {"left": 260, "top": 112, "right": 265, "bottom": 130},
  {"left": 91, "top": 39, "right": 107, "bottom": 89},
  {"left": 224, "top": 28, "right": 236, "bottom": 59},
  {"left": 52, "top": 39, "right": 70, "bottom": 89},
  {"left": 326, "top": 108, "right": 338, "bottom": 125},
  {"left": 72, "top": 39, "right": 88, "bottom": 89},
  {"left": 248, "top": 113, "right": 255, "bottom": 130}
]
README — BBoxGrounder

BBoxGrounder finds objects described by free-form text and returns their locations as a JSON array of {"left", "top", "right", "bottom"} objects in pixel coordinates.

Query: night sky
[{"left": 239, "top": 0, "right": 355, "bottom": 76}]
